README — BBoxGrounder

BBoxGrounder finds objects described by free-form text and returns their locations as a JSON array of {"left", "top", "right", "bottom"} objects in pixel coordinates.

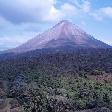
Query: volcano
[{"left": 7, "top": 20, "right": 111, "bottom": 53}]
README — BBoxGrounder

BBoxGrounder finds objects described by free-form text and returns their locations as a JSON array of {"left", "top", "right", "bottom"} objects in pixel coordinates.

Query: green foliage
[
  {"left": 10, "top": 71, "right": 112, "bottom": 111},
  {"left": 0, "top": 48, "right": 112, "bottom": 111}
]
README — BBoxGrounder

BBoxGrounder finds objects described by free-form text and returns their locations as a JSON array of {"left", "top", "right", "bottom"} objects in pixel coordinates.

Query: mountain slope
[{"left": 7, "top": 20, "right": 111, "bottom": 53}]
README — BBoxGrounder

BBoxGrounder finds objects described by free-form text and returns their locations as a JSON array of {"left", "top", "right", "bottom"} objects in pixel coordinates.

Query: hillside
[{"left": 0, "top": 48, "right": 112, "bottom": 112}]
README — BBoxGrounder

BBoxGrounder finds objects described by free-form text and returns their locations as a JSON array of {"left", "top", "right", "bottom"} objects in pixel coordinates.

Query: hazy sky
[{"left": 0, "top": 0, "right": 112, "bottom": 50}]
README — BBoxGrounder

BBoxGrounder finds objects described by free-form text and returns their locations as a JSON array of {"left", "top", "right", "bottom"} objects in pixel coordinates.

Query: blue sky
[{"left": 0, "top": 0, "right": 112, "bottom": 50}]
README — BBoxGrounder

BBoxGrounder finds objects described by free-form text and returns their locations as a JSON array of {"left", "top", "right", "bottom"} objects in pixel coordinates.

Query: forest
[{"left": 0, "top": 48, "right": 112, "bottom": 112}]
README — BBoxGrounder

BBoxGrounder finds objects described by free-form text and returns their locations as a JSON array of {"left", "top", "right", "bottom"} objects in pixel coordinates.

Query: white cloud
[
  {"left": 0, "top": 0, "right": 78, "bottom": 23},
  {"left": 89, "top": 7, "right": 112, "bottom": 21},
  {"left": 0, "top": 33, "right": 36, "bottom": 50},
  {"left": 81, "top": 0, "right": 91, "bottom": 13},
  {"left": 0, "top": 36, "right": 23, "bottom": 50},
  {"left": 0, "top": 0, "right": 112, "bottom": 23},
  {"left": 69, "top": 0, "right": 91, "bottom": 12},
  {"left": 0, "top": 0, "right": 57, "bottom": 23},
  {"left": 43, "top": 3, "right": 78, "bottom": 22},
  {"left": 100, "top": 7, "right": 112, "bottom": 18},
  {"left": 61, "top": 3, "right": 78, "bottom": 16},
  {"left": 89, "top": 12, "right": 103, "bottom": 21},
  {"left": 43, "top": 6, "right": 61, "bottom": 21},
  {"left": 70, "top": 0, "right": 112, "bottom": 21}
]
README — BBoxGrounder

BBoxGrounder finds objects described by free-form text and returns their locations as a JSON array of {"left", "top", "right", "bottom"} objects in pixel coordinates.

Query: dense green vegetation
[
  {"left": 0, "top": 48, "right": 112, "bottom": 112},
  {"left": 8, "top": 72, "right": 112, "bottom": 112}
]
